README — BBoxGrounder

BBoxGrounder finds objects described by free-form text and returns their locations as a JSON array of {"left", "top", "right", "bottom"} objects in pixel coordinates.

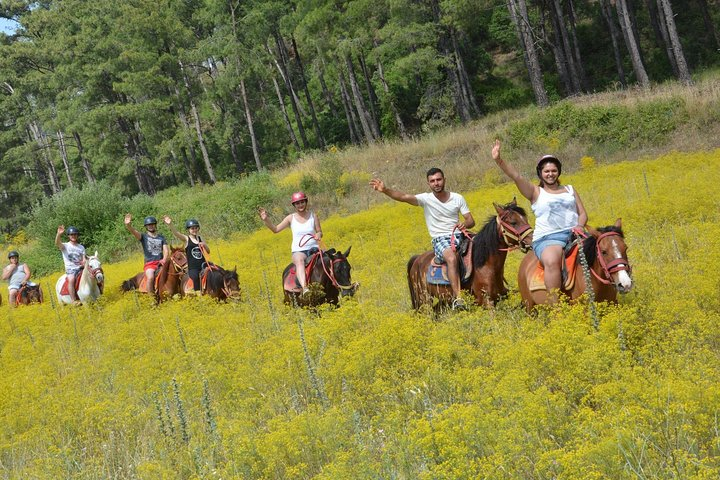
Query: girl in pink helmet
[{"left": 258, "top": 192, "right": 323, "bottom": 295}]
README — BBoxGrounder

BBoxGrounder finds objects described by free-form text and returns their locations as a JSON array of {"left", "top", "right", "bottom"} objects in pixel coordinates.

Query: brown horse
[
  {"left": 283, "top": 247, "right": 358, "bottom": 307},
  {"left": 16, "top": 283, "right": 43, "bottom": 305},
  {"left": 407, "top": 199, "right": 533, "bottom": 310},
  {"left": 181, "top": 264, "right": 241, "bottom": 301},
  {"left": 121, "top": 247, "right": 187, "bottom": 301},
  {"left": 517, "top": 219, "right": 632, "bottom": 312}
]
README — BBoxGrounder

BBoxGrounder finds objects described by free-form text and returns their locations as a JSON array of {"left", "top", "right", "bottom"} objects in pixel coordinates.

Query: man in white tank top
[{"left": 370, "top": 168, "right": 475, "bottom": 310}]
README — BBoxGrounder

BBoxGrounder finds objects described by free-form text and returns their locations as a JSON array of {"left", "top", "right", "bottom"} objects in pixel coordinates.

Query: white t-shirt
[
  {"left": 531, "top": 185, "right": 579, "bottom": 240},
  {"left": 415, "top": 192, "right": 470, "bottom": 238},
  {"left": 290, "top": 213, "right": 318, "bottom": 252},
  {"left": 61, "top": 242, "right": 86, "bottom": 271}
]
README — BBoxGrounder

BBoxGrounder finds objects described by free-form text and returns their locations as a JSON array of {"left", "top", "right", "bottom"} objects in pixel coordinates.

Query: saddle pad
[
  {"left": 426, "top": 262, "right": 451, "bottom": 285},
  {"left": 283, "top": 266, "right": 302, "bottom": 292},
  {"left": 59, "top": 272, "right": 83, "bottom": 296},
  {"left": 529, "top": 245, "right": 580, "bottom": 292}
]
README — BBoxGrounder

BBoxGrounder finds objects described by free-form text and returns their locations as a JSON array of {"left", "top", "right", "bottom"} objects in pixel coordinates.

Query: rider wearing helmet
[
  {"left": 491, "top": 139, "right": 587, "bottom": 304},
  {"left": 2, "top": 250, "right": 32, "bottom": 306},
  {"left": 163, "top": 215, "right": 209, "bottom": 294},
  {"left": 370, "top": 170, "right": 475, "bottom": 310},
  {"left": 55, "top": 225, "right": 86, "bottom": 303},
  {"left": 124, "top": 213, "right": 169, "bottom": 294},
  {"left": 258, "top": 191, "right": 323, "bottom": 296}
]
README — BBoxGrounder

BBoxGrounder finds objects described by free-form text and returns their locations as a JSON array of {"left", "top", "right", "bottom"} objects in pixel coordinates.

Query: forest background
[{"left": 1, "top": 0, "right": 720, "bottom": 272}]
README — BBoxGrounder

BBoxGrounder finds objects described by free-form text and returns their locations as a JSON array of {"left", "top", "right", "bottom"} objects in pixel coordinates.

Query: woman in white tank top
[
  {"left": 258, "top": 191, "right": 323, "bottom": 295},
  {"left": 491, "top": 140, "right": 587, "bottom": 302}
]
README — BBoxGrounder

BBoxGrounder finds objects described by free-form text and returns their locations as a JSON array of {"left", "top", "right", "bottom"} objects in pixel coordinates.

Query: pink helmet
[{"left": 290, "top": 191, "right": 308, "bottom": 204}]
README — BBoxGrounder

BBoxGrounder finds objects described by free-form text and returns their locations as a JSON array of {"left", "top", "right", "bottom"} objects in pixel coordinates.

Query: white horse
[{"left": 56, "top": 252, "right": 105, "bottom": 304}]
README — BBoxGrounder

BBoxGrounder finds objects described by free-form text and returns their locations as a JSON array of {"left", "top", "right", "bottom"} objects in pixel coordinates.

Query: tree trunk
[
  {"left": 695, "top": 0, "right": 720, "bottom": 51},
  {"left": 507, "top": 0, "right": 549, "bottom": 106},
  {"left": 29, "top": 121, "right": 60, "bottom": 194},
  {"left": 615, "top": 0, "right": 651, "bottom": 87},
  {"left": 565, "top": 0, "right": 589, "bottom": 91},
  {"left": 173, "top": 87, "right": 201, "bottom": 183},
  {"left": 549, "top": 0, "right": 582, "bottom": 94},
  {"left": 228, "top": 134, "right": 244, "bottom": 175},
  {"left": 450, "top": 29, "right": 481, "bottom": 116},
  {"left": 179, "top": 60, "right": 216, "bottom": 183},
  {"left": 26, "top": 126, "right": 53, "bottom": 197},
  {"left": 657, "top": 0, "right": 692, "bottom": 85},
  {"left": 177, "top": 147, "right": 197, "bottom": 186},
  {"left": 240, "top": 78, "right": 263, "bottom": 171},
  {"left": 376, "top": 56, "right": 408, "bottom": 140},
  {"left": 270, "top": 68, "right": 301, "bottom": 150},
  {"left": 269, "top": 39, "right": 310, "bottom": 149},
  {"left": 345, "top": 55, "right": 376, "bottom": 143},
  {"left": 73, "top": 131, "right": 95, "bottom": 184},
  {"left": 600, "top": 0, "right": 627, "bottom": 87},
  {"left": 291, "top": 36, "right": 325, "bottom": 147},
  {"left": 56, "top": 131, "right": 74, "bottom": 188},
  {"left": 318, "top": 55, "right": 339, "bottom": 118},
  {"left": 338, "top": 68, "right": 361, "bottom": 144},
  {"left": 357, "top": 53, "right": 382, "bottom": 138},
  {"left": 651, "top": 0, "right": 679, "bottom": 77}
]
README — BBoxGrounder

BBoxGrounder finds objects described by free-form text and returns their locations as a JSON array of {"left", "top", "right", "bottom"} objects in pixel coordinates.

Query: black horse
[{"left": 282, "top": 247, "right": 358, "bottom": 307}]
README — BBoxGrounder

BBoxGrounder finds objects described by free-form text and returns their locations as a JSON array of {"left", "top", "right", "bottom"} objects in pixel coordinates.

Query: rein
[
  {"left": 318, "top": 252, "right": 355, "bottom": 291},
  {"left": 450, "top": 225, "right": 472, "bottom": 252}
]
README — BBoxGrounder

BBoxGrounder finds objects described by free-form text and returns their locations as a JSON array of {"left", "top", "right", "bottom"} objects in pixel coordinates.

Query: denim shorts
[
  {"left": 431, "top": 233, "right": 463, "bottom": 264},
  {"left": 532, "top": 230, "right": 572, "bottom": 263}
]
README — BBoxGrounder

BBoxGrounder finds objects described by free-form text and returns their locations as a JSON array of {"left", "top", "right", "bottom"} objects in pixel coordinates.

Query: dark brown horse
[
  {"left": 407, "top": 199, "right": 533, "bottom": 310},
  {"left": 121, "top": 247, "right": 187, "bottom": 301},
  {"left": 518, "top": 219, "right": 632, "bottom": 312},
  {"left": 181, "top": 264, "right": 241, "bottom": 301},
  {"left": 16, "top": 283, "right": 43, "bottom": 305},
  {"left": 283, "top": 247, "right": 358, "bottom": 307}
]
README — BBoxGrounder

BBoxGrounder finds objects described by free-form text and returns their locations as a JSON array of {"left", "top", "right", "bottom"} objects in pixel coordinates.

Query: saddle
[
  {"left": 426, "top": 235, "right": 474, "bottom": 286},
  {"left": 18, "top": 283, "right": 42, "bottom": 303},
  {"left": 284, "top": 251, "right": 322, "bottom": 292},
  {"left": 528, "top": 243, "right": 580, "bottom": 292},
  {"left": 182, "top": 263, "right": 218, "bottom": 293},
  {"left": 59, "top": 270, "right": 84, "bottom": 295},
  {"left": 136, "top": 266, "right": 164, "bottom": 293}
]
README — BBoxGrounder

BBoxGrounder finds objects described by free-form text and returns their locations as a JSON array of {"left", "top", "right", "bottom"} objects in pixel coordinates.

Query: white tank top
[
  {"left": 291, "top": 213, "right": 318, "bottom": 252},
  {"left": 531, "top": 185, "right": 579, "bottom": 240}
]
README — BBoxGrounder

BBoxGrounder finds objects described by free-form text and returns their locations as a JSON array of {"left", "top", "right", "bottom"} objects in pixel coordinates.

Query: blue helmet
[
  {"left": 144, "top": 216, "right": 158, "bottom": 226},
  {"left": 185, "top": 219, "right": 200, "bottom": 229},
  {"left": 8, "top": 250, "right": 19, "bottom": 259},
  {"left": 66, "top": 226, "right": 80, "bottom": 235}
]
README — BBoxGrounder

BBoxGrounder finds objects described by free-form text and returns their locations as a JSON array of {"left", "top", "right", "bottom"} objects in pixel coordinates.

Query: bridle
[
  {"left": 497, "top": 211, "right": 533, "bottom": 252},
  {"left": 590, "top": 231, "right": 632, "bottom": 286},
  {"left": 318, "top": 253, "right": 356, "bottom": 291}
]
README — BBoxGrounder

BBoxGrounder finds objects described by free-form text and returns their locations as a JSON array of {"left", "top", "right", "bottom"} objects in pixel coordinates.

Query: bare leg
[
  {"left": 9, "top": 289, "right": 18, "bottom": 307},
  {"left": 67, "top": 273, "right": 78, "bottom": 302},
  {"left": 540, "top": 246, "right": 563, "bottom": 304},
  {"left": 292, "top": 252, "right": 309, "bottom": 291},
  {"left": 443, "top": 248, "right": 465, "bottom": 309},
  {"left": 145, "top": 269, "right": 156, "bottom": 294}
]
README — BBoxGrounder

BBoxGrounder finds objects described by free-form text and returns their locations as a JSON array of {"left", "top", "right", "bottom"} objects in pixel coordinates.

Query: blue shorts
[
  {"left": 532, "top": 230, "right": 572, "bottom": 263},
  {"left": 431, "top": 233, "right": 463, "bottom": 264}
]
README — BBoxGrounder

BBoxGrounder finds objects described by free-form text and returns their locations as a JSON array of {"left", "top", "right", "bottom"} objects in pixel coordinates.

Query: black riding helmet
[
  {"left": 8, "top": 250, "right": 19, "bottom": 259},
  {"left": 536, "top": 155, "right": 562, "bottom": 179},
  {"left": 144, "top": 216, "right": 158, "bottom": 226},
  {"left": 185, "top": 219, "right": 200, "bottom": 229},
  {"left": 67, "top": 226, "right": 80, "bottom": 235}
]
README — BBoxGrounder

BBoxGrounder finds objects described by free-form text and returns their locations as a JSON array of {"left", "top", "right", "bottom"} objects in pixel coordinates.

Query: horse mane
[
  {"left": 206, "top": 265, "right": 238, "bottom": 291},
  {"left": 582, "top": 226, "right": 624, "bottom": 265},
  {"left": 472, "top": 202, "right": 527, "bottom": 268}
]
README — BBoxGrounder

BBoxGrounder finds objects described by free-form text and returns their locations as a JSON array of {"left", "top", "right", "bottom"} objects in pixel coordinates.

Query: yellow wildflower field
[{"left": 1, "top": 150, "right": 719, "bottom": 478}]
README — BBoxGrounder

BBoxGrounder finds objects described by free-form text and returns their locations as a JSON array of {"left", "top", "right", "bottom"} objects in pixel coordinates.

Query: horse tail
[{"left": 407, "top": 255, "right": 421, "bottom": 310}]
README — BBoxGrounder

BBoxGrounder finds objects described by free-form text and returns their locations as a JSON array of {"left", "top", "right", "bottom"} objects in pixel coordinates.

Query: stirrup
[{"left": 452, "top": 298, "right": 467, "bottom": 311}]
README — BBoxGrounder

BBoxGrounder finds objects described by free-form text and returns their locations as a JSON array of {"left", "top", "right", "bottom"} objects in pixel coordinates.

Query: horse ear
[
  {"left": 94, "top": 250, "right": 99, "bottom": 258},
  {"left": 493, "top": 202, "right": 503, "bottom": 214},
  {"left": 614, "top": 218, "right": 622, "bottom": 228},
  {"left": 233, "top": 266, "right": 237, "bottom": 273},
  {"left": 511, "top": 196, "right": 517, "bottom": 205},
  {"left": 586, "top": 225, "right": 600, "bottom": 237},
  {"left": 343, "top": 246, "right": 352, "bottom": 258}
]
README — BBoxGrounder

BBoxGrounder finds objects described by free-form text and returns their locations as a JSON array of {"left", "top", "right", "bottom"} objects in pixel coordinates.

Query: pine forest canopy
[{"left": 0, "top": 0, "right": 718, "bottom": 233}]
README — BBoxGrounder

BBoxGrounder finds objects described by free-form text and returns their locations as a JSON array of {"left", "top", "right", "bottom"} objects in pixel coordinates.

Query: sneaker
[
  {"left": 301, "top": 288, "right": 310, "bottom": 296},
  {"left": 452, "top": 298, "right": 467, "bottom": 311}
]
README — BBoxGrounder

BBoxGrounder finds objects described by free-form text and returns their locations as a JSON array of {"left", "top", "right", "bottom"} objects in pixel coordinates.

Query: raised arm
[
  {"left": 55, "top": 225, "right": 65, "bottom": 250},
  {"left": 492, "top": 140, "right": 537, "bottom": 202},
  {"left": 163, "top": 216, "right": 188, "bottom": 244},
  {"left": 258, "top": 208, "right": 292, "bottom": 234},
  {"left": 124, "top": 213, "right": 142, "bottom": 241},
  {"left": 369, "top": 178, "right": 419, "bottom": 206}
]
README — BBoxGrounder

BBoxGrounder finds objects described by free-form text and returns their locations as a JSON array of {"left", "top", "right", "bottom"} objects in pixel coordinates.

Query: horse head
[
  {"left": 220, "top": 266, "right": 241, "bottom": 300},
  {"left": 86, "top": 251, "right": 104, "bottom": 285},
  {"left": 494, "top": 197, "right": 533, "bottom": 252},
  {"left": 169, "top": 247, "right": 188, "bottom": 273},
  {"left": 328, "top": 247, "right": 358, "bottom": 297},
  {"left": 585, "top": 219, "right": 633, "bottom": 293}
]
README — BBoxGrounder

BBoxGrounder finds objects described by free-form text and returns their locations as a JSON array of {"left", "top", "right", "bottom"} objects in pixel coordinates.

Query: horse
[
  {"left": 16, "top": 283, "right": 43, "bottom": 305},
  {"left": 517, "top": 219, "right": 633, "bottom": 312},
  {"left": 181, "top": 264, "right": 241, "bottom": 301},
  {"left": 55, "top": 252, "right": 105, "bottom": 305},
  {"left": 407, "top": 199, "right": 533, "bottom": 310},
  {"left": 282, "top": 247, "right": 358, "bottom": 307},
  {"left": 121, "top": 247, "right": 187, "bottom": 301}
]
